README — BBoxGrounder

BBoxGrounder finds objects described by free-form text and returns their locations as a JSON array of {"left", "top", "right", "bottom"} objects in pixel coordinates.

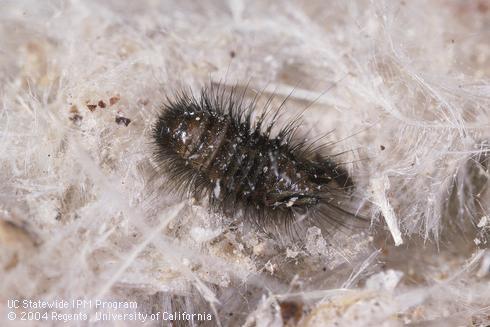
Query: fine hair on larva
[{"left": 151, "top": 83, "right": 367, "bottom": 237}]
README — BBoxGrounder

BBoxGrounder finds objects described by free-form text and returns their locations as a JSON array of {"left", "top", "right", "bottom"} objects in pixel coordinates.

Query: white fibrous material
[{"left": 0, "top": 1, "right": 489, "bottom": 326}]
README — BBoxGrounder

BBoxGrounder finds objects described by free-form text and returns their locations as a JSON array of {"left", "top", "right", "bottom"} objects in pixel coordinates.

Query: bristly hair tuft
[{"left": 152, "top": 84, "right": 366, "bottom": 235}]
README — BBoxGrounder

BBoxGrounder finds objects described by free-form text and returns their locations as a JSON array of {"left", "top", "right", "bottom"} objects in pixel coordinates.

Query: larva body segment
[{"left": 153, "top": 86, "right": 356, "bottom": 231}]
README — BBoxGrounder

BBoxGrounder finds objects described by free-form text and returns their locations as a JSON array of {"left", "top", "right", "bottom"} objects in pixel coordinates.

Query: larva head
[
  {"left": 154, "top": 102, "right": 236, "bottom": 182},
  {"left": 154, "top": 107, "right": 202, "bottom": 158}
]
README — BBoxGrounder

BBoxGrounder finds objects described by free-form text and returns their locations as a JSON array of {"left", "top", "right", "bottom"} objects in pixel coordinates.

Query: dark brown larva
[{"left": 152, "top": 85, "right": 360, "bottom": 233}]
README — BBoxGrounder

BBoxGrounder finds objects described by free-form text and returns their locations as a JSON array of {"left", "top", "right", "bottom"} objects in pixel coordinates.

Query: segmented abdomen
[{"left": 154, "top": 100, "right": 350, "bottom": 223}]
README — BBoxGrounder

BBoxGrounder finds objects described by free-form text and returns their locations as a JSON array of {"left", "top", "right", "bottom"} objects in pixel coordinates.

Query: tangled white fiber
[{"left": 0, "top": 0, "right": 489, "bottom": 326}]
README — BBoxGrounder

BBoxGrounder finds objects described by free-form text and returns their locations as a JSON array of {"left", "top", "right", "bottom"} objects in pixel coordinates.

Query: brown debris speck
[
  {"left": 98, "top": 100, "right": 106, "bottom": 108},
  {"left": 110, "top": 96, "right": 120, "bottom": 106},
  {"left": 69, "top": 105, "right": 83, "bottom": 123},
  {"left": 115, "top": 116, "right": 131, "bottom": 126},
  {"left": 69, "top": 105, "right": 79, "bottom": 113},
  {"left": 280, "top": 301, "right": 303, "bottom": 325},
  {"left": 477, "top": 1, "right": 488, "bottom": 13}
]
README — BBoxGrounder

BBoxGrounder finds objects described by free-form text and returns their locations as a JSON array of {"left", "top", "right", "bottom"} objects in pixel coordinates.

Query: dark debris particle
[
  {"left": 86, "top": 104, "right": 97, "bottom": 111},
  {"left": 380, "top": 145, "right": 386, "bottom": 150},
  {"left": 98, "top": 100, "right": 106, "bottom": 108},
  {"left": 115, "top": 116, "right": 131, "bottom": 126},
  {"left": 110, "top": 96, "right": 120, "bottom": 106},
  {"left": 229, "top": 50, "right": 236, "bottom": 58},
  {"left": 70, "top": 114, "right": 83, "bottom": 123}
]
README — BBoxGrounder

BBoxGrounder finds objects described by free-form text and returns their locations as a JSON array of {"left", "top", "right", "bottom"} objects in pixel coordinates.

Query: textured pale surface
[{"left": 0, "top": 0, "right": 489, "bottom": 326}]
